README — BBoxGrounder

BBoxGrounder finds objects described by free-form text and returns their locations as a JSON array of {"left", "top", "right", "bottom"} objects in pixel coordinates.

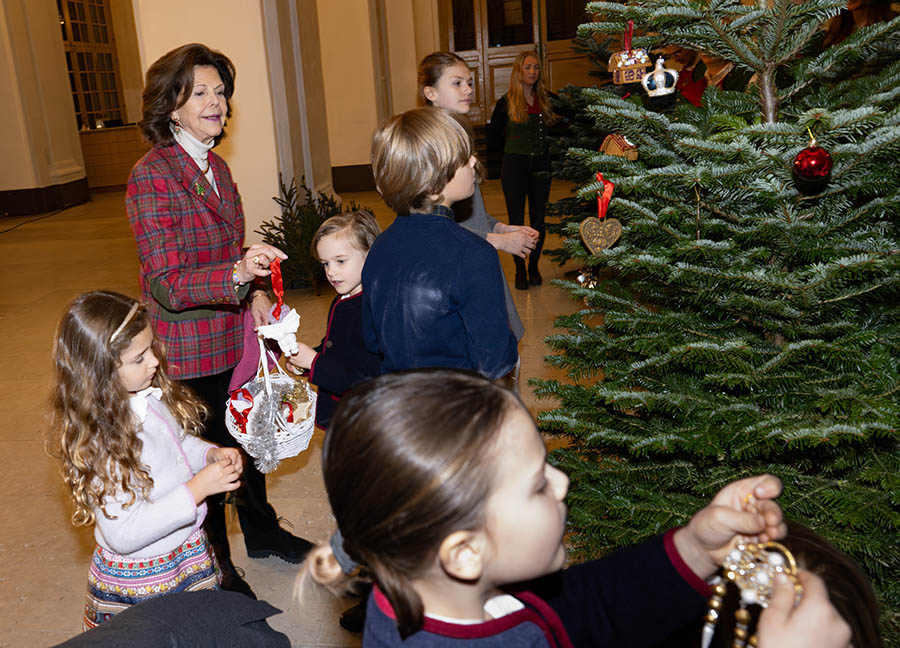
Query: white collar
[
  {"left": 425, "top": 594, "right": 524, "bottom": 625},
  {"left": 172, "top": 125, "right": 214, "bottom": 169},
  {"left": 129, "top": 386, "right": 163, "bottom": 423}
]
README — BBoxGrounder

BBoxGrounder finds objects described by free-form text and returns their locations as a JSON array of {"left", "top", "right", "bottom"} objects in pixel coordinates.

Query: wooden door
[{"left": 441, "top": 0, "right": 594, "bottom": 126}]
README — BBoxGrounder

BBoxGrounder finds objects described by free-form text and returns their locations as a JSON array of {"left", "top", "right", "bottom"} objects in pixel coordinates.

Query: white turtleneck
[{"left": 172, "top": 125, "right": 219, "bottom": 196}]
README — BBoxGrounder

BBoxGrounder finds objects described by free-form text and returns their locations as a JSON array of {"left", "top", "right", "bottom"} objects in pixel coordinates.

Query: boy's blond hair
[{"left": 371, "top": 107, "right": 481, "bottom": 214}]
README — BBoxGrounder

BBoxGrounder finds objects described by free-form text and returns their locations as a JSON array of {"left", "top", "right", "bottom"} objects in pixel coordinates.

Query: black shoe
[
  {"left": 220, "top": 562, "right": 257, "bottom": 599},
  {"left": 339, "top": 599, "right": 367, "bottom": 633},
  {"left": 245, "top": 523, "right": 314, "bottom": 564},
  {"left": 528, "top": 267, "right": 542, "bottom": 286},
  {"left": 515, "top": 270, "right": 529, "bottom": 290}
]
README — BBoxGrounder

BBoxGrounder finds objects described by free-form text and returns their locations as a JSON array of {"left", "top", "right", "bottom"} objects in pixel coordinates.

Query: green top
[
  {"left": 488, "top": 95, "right": 549, "bottom": 157},
  {"left": 504, "top": 111, "right": 549, "bottom": 156}
]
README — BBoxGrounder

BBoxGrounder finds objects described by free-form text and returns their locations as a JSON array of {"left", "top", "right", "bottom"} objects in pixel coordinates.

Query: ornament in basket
[{"left": 226, "top": 337, "right": 317, "bottom": 473}]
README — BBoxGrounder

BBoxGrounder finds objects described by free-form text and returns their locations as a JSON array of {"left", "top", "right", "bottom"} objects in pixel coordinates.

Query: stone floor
[{"left": 0, "top": 179, "right": 580, "bottom": 647}]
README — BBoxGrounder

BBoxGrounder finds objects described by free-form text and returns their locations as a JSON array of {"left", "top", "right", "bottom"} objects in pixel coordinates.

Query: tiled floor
[{"left": 0, "top": 179, "right": 579, "bottom": 646}]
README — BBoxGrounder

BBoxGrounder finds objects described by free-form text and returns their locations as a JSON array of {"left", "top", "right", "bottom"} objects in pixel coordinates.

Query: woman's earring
[{"left": 172, "top": 116, "right": 181, "bottom": 133}]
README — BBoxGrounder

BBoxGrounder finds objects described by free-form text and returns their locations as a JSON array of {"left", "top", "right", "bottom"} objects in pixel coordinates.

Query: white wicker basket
[{"left": 225, "top": 338, "right": 316, "bottom": 473}]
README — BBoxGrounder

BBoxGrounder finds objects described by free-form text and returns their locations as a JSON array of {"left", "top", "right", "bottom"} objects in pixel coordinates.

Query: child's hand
[
  {"left": 287, "top": 344, "right": 316, "bottom": 372},
  {"left": 208, "top": 447, "right": 243, "bottom": 476},
  {"left": 488, "top": 227, "right": 538, "bottom": 258},
  {"left": 186, "top": 458, "right": 242, "bottom": 504},
  {"left": 673, "top": 474, "right": 787, "bottom": 579},
  {"left": 756, "top": 570, "right": 851, "bottom": 648}
]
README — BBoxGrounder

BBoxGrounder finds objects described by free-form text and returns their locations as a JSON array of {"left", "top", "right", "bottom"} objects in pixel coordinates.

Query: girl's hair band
[{"left": 110, "top": 302, "right": 140, "bottom": 342}]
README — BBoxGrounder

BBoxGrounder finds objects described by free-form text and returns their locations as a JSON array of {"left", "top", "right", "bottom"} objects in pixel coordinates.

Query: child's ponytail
[
  {"left": 296, "top": 543, "right": 360, "bottom": 598},
  {"left": 307, "top": 369, "right": 520, "bottom": 637}
]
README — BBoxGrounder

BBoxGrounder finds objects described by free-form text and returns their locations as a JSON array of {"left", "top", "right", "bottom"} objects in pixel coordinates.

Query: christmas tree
[{"left": 536, "top": 0, "right": 900, "bottom": 641}]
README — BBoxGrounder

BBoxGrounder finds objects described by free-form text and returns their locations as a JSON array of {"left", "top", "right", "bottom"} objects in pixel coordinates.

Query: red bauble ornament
[{"left": 792, "top": 137, "right": 832, "bottom": 195}]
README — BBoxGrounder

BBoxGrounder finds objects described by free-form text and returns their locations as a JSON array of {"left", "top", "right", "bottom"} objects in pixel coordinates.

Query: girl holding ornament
[
  {"left": 488, "top": 50, "right": 559, "bottom": 290},
  {"left": 298, "top": 368, "right": 851, "bottom": 648},
  {"left": 50, "top": 291, "right": 244, "bottom": 630}
]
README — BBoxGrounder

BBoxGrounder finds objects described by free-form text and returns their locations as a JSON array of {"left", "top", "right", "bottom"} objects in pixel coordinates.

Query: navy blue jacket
[
  {"left": 362, "top": 206, "right": 518, "bottom": 379},
  {"left": 308, "top": 291, "right": 382, "bottom": 429},
  {"left": 363, "top": 531, "right": 709, "bottom": 647}
]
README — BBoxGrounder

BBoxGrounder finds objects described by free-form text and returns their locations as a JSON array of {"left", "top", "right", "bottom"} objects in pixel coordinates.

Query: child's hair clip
[{"left": 702, "top": 541, "right": 803, "bottom": 648}]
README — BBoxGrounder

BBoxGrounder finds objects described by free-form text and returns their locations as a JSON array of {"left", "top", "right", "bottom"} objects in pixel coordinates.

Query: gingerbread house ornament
[{"left": 600, "top": 134, "right": 638, "bottom": 161}]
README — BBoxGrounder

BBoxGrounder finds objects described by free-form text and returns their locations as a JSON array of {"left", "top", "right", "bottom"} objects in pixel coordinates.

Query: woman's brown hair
[
  {"left": 506, "top": 50, "right": 557, "bottom": 125},
  {"left": 417, "top": 51, "right": 469, "bottom": 106},
  {"left": 305, "top": 369, "right": 520, "bottom": 638},
  {"left": 49, "top": 291, "right": 207, "bottom": 526},
  {"left": 139, "top": 43, "right": 236, "bottom": 146}
]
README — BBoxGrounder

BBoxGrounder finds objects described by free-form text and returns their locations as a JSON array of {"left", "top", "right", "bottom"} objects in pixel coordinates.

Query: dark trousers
[
  {"left": 500, "top": 152, "right": 552, "bottom": 274},
  {"left": 183, "top": 369, "right": 278, "bottom": 563}
]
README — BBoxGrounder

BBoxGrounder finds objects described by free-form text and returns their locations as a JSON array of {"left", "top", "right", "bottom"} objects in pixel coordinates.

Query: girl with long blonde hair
[
  {"left": 487, "top": 50, "right": 558, "bottom": 290},
  {"left": 51, "top": 290, "right": 244, "bottom": 630}
]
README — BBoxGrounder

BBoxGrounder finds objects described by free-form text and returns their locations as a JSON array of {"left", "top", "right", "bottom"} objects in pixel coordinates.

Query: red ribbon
[
  {"left": 270, "top": 258, "right": 284, "bottom": 320},
  {"left": 623, "top": 20, "right": 634, "bottom": 52},
  {"left": 596, "top": 172, "right": 615, "bottom": 220},
  {"left": 228, "top": 388, "right": 254, "bottom": 434}
]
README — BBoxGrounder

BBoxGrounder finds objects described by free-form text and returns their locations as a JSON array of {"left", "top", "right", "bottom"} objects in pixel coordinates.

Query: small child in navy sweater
[
  {"left": 298, "top": 369, "right": 852, "bottom": 648},
  {"left": 287, "top": 211, "right": 382, "bottom": 429}
]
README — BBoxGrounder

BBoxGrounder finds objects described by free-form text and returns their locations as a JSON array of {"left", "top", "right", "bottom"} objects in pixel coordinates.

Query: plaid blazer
[{"left": 126, "top": 143, "right": 250, "bottom": 380}]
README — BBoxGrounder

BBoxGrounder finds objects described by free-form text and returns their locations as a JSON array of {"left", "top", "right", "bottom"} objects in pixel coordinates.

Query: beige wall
[
  {"left": 109, "top": 0, "right": 143, "bottom": 124},
  {"left": 384, "top": 0, "right": 419, "bottom": 113},
  {"left": 0, "top": 0, "right": 85, "bottom": 192},
  {"left": 131, "top": 0, "right": 279, "bottom": 243},
  {"left": 317, "top": 0, "right": 379, "bottom": 167},
  {"left": 317, "top": 0, "right": 442, "bottom": 169}
]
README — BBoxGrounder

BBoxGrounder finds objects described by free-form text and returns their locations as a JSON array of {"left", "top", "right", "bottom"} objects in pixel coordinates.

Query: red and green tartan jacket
[{"left": 126, "top": 143, "right": 252, "bottom": 380}]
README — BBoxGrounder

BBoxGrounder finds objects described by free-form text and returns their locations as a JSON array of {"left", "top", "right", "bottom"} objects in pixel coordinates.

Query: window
[{"left": 58, "top": 0, "right": 124, "bottom": 129}]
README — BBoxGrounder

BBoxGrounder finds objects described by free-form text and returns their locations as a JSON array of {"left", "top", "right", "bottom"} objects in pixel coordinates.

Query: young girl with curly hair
[{"left": 50, "top": 291, "right": 244, "bottom": 630}]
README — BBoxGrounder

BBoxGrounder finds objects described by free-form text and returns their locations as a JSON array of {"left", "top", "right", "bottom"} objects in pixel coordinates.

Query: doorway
[{"left": 439, "top": 0, "right": 594, "bottom": 126}]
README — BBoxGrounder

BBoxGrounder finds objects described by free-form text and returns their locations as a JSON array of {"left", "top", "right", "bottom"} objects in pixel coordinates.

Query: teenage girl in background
[
  {"left": 299, "top": 368, "right": 851, "bottom": 647},
  {"left": 418, "top": 51, "right": 538, "bottom": 341},
  {"left": 286, "top": 211, "right": 383, "bottom": 429},
  {"left": 488, "top": 50, "right": 558, "bottom": 290},
  {"left": 50, "top": 291, "right": 243, "bottom": 630}
]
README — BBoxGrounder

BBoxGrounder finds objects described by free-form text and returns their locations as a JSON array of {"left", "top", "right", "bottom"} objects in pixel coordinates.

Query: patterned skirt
[{"left": 83, "top": 528, "right": 220, "bottom": 630}]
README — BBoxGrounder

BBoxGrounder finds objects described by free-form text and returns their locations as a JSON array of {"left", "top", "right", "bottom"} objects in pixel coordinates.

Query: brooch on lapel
[{"left": 192, "top": 180, "right": 206, "bottom": 197}]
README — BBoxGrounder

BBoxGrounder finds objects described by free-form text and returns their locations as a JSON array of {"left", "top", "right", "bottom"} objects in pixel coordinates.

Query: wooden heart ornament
[{"left": 580, "top": 216, "right": 622, "bottom": 254}]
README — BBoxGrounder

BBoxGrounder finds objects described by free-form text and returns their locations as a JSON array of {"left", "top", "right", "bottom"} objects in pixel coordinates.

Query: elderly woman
[{"left": 126, "top": 43, "right": 312, "bottom": 598}]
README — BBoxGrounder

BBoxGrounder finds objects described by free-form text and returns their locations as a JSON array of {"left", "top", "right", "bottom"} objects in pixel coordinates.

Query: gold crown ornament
[{"left": 641, "top": 58, "right": 679, "bottom": 97}]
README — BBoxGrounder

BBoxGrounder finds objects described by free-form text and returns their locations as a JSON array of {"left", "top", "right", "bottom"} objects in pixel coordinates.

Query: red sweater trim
[
  {"left": 373, "top": 585, "right": 573, "bottom": 646},
  {"left": 663, "top": 528, "right": 711, "bottom": 598}
]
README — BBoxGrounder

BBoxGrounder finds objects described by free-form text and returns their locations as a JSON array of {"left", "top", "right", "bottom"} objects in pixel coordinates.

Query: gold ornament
[
  {"left": 281, "top": 377, "right": 312, "bottom": 422},
  {"left": 701, "top": 542, "right": 803, "bottom": 648},
  {"left": 580, "top": 216, "right": 622, "bottom": 254}
]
